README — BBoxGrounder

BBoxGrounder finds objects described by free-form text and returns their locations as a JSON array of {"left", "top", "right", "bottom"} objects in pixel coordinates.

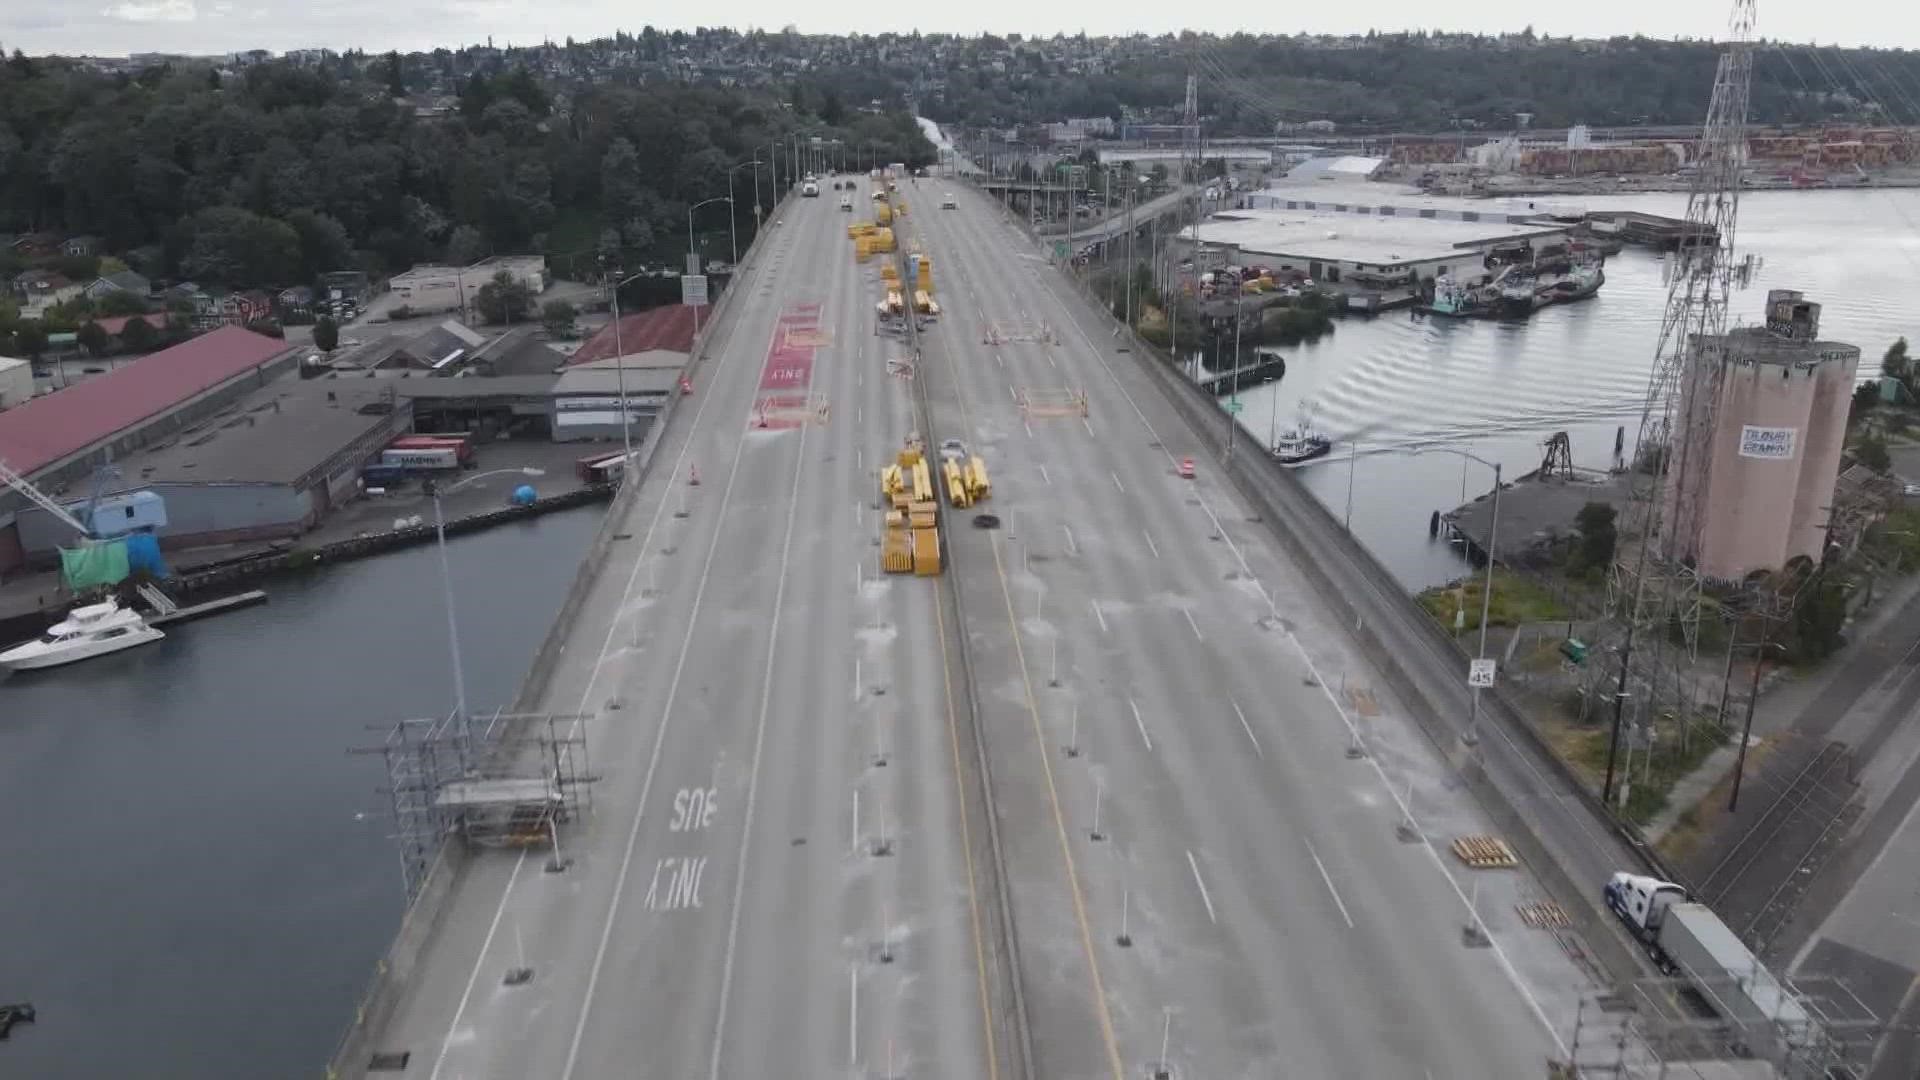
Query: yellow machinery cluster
[
  {"left": 878, "top": 437, "right": 942, "bottom": 576},
  {"left": 848, "top": 222, "right": 896, "bottom": 261},
  {"left": 941, "top": 451, "right": 991, "bottom": 509}
]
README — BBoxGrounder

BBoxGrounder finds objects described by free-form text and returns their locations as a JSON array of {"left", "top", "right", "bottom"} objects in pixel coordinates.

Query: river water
[
  {"left": 1238, "top": 188, "right": 1920, "bottom": 588},
  {"left": 0, "top": 506, "right": 601, "bottom": 1078}
]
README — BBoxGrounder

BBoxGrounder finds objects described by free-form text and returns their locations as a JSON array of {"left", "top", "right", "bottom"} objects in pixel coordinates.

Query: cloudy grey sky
[{"left": 1, "top": 1, "right": 1907, "bottom": 57}]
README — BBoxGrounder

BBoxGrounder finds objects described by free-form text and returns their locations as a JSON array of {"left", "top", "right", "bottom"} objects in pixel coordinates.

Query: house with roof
[
  {"left": 567, "top": 304, "right": 696, "bottom": 367},
  {"left": 10, "top": 232, "right": 60, "bottom": 258},
  {"left": 12, "top": 270, "right": 83, "bottom": 319},
  {"left": 83, "top": 270, "right": 152, "bottom": 302},
  {"left": 276, "top": 285, "right": 315, "bottom": 319},
  {"left": 221, "top": 290, "right": 274, "bottom": 325},
  {"left": 61, "top": 235, "right": 102, "bottom": 257}
]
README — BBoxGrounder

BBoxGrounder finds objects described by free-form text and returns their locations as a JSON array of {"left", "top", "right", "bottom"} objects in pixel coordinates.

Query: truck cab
[{"left": 1604, "top": 872, "right": 1687, "bottom": 932}]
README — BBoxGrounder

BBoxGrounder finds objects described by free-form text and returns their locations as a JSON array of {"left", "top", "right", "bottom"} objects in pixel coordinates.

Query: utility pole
[{"left": 1465, "top": 462, "right": 1502, "bottom": 745}]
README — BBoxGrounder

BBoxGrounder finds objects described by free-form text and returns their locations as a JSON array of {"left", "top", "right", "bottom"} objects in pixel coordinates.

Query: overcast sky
[{"left": 2, "top": 1, "right": 1909, "bottom": 58}]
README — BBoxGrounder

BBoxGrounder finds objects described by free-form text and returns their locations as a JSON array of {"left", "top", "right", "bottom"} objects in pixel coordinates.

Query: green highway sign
[{"left": 1224, "top": 400, "right": 1244, "bottom": 414}]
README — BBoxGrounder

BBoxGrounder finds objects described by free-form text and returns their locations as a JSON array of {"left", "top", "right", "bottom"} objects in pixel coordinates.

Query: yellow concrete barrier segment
[
  {"left": 882, "top": 528, "right": 914, "bottom": 573},
  {"left": 911, "top": 460, "right": 934, "bottom": 503},
  {"left": 967, "top": 456, "right": 991, "bottom": 500},
  {"left": 944, "top": 458, "right": 972, "bottom": 508},
  {"left": 911, "top": 526, "right": 941, "bottom": 575}
]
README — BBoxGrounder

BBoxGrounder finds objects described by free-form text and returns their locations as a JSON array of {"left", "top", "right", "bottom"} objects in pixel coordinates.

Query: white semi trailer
[{"left": 1604, "top": 873, "right": 1819, "bottom": 1053}]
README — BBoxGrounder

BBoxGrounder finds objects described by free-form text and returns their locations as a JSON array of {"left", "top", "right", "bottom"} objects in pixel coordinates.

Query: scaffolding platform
[
  {"left": 359, "top": 709, "right": 592, "bottom": 898},
  {"left": 982, "top": 319, "right": 1057, "bottom": 346},
  {"left": 1018, "top": 388, "right": 1089, "bottom": 419}
]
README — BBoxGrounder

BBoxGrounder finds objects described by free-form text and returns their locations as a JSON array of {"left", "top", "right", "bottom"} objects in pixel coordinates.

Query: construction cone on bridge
[
  {"left": 689, "top": 464, "right": 701, "bottom": 487},
  {"left": 679, "top": 374, "right": 693, "bottom": 395}
]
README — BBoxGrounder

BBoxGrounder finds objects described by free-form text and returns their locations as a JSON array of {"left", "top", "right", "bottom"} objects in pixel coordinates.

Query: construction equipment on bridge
[
  {"left": 879, "top": 290, "right": 905, "bottom": 318},
  {"left": 937, "top": 438, "right": 991, "bottom": 509},
  {"left": 879, "top": 262, "right": 899, "bottom": 284},
  {"left": 1018, "top": 387, "right": 1090, "bottom": 419},
  {"left": 870, "top": 227, "right": 896, "bottom": 253},
  {"left": 877, "top": 436, "right": 943, "bottom": 575},
  {"left": 875, "top": 202, "right": 894, "bottom": 226},
  {"left": 913, "top": 290, "right": 940, "bottom": 317}
]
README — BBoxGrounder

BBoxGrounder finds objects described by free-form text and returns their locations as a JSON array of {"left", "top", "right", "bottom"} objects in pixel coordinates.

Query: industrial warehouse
[{"left": 0, "top": 304, "right": 699, "bottom": 574}]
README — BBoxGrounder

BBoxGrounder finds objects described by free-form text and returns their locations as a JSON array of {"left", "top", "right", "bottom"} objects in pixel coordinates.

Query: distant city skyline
[{"left": 1, "top": 2, "right": 1909, "bottom": 58}]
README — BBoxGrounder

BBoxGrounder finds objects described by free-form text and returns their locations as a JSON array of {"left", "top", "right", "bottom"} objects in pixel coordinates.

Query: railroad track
[{"left": 1694, "top": 739, "right": 1859, "bottom": 956}]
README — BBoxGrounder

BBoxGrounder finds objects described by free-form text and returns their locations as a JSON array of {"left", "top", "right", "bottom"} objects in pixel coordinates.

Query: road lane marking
[
  {"left": 1182, "top": 608, "right": 1204, "bottom": 642},
  {"left": 941, "top": 300, "right": 1125, "bottom": 1078},
  {"left": 1036, "top": 238, "right": 1573, "bottom": 1057},
  {"left": 1130, "top": 696, "right": 1153, "bottom": 752},
  {"left": 1143, "top": 530, "right": 1159, "bottom": 559},
  {"left": 1110, "top": 469, "right": 1125, "bottom": 493},
  {"left": 1231, "top": 699, "right": 1263, "bottom": 757},
  {"left": 1082, "top": 417, "right": 1094, "bottom": 437},
  {"left": 1039, "top": 465, "right": 1051, "bottom": 486},
  {"left": 1024, "top": 420, "right": 1034, "bottom": 440},
  {"left": 705, "top": 298, "right": 822, "bottom": 1080},
  {"left": 1046, "top": 351, "right": 1057, "bottom": 369},
  {"left": 1092, "top": 599, "right": 1108, "bottom": 634},
  {"left": 1063, "top": 525, "right": 1078, "bottom": 557},
  {"left": 1185, "top": 850, "right": 1217, "bottom": 924},
  {"left": 848, "top": 963, "right": 859, "bottom": 1067},
  {"left": 933, "top": 583, "right": 1004, "bottom": 1080},
  {"left": 560, "top": 294, "right": 821, "bottom": 1076},
  {"left": 1305, "top": 839, "right": 1355, "bottom": 929},
  {"left": 432, "top": 207, "right": 772, "bottom": 1080}
]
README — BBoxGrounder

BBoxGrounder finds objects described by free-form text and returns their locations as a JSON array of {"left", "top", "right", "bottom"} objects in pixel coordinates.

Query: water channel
[{"left": 0, "top": 506, "right": 601, "bottom": 1078}]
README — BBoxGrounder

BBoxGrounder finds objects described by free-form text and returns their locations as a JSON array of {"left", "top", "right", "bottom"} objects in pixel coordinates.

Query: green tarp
[{"left": 60, "top": 539, "right": 130, "bottom": 591}]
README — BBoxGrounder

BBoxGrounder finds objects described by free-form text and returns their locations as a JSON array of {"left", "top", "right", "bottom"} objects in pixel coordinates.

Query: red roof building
[
  {"left": 89, "top": 312, "right": 170, "bottom": 337},
  {"left": 569, "top": 305, "right": 697, "bottom": 365},
  {"left": 0, "top": 326, "right": 290, "bottom": 478}
]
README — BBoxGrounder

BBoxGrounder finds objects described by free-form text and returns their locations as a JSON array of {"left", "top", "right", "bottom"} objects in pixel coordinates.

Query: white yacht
[{"left": 0, "top": 599, "right": 164, "bottom": 671}]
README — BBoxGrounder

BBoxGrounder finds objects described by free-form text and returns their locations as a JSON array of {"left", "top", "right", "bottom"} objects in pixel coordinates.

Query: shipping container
[{"left": 380, "top": 447, "right": 461, "bottom": 470}]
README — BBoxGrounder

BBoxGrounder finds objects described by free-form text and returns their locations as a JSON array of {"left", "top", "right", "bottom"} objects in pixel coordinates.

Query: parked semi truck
[{"left": 1604, "top": 873, "right": 1818, "bottom": 1051}]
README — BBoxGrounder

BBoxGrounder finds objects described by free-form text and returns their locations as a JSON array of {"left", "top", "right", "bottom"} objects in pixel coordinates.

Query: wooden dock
[{"left": 147, "top": 590, "right": 269, "bottom": 627}]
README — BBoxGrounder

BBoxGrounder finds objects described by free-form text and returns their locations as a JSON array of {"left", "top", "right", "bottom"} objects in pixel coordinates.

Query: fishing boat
[{"left": 1271, "top": 404, "right": 1333, "bottom": 465}]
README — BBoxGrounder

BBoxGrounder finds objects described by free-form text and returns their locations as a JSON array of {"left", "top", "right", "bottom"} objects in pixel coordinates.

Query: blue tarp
[{"left": 125, "top": 532, "right": 169, "bottom": 579}]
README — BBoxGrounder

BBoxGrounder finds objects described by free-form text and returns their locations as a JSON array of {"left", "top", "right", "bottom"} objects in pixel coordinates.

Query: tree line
[{"left": 0, "top": 50, "right": 934, "bottom": 307}]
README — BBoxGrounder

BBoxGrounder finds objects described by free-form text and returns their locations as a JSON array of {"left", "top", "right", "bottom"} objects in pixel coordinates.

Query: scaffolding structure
[
  {"left": 1555, "top": 974, "right": 1893, "bottom": 1079},
  {"left": 982, "top": 318, "right": 1057, "bottom": 346},
  {"left": 364, "top": 708, "right": 592, "bottom": 899},
  {"left": 1017, "top": 387, "right": 1089, "bottom": 419}
]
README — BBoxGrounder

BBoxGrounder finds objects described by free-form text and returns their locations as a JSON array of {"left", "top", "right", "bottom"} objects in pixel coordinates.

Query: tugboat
[
  {"left": 1271, "top": 405, "right": 1333, "bottom": 465},
  {"left": 1423, "top": 275, "right": 1490, "bottom": 318}
]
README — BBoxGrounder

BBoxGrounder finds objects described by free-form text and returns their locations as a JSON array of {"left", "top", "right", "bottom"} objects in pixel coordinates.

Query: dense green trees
[{"left": 0, "top": 56, "right": 933, "bottom": 292}]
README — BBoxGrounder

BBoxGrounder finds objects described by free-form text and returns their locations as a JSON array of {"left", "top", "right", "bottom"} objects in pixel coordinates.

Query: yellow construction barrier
[
  {"left": 911, "top": 527, "right": 941, "bottom": 575},
  {"left": 967, "top": 456, "right": 991, "bottom": 500},
  {"left": 944, "top": 459, "right": 972, "bottom": 508},
  {"left": 881, "top": 529, "right": 913, "bottom": 573},
  {"left": 911, "top": 461, "right": 934, "bottom": 504}
]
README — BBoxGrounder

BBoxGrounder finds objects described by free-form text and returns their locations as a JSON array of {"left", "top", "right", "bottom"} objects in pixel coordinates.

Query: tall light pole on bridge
[
  {"left": 727, "top": 159, "right": 763, "bottom": 266},
  {"left": 1409, "top": 444, "right": 1503, "bottom": 746},
  {"left": 426, "top": 466, "right": 545, "bottom": 747},
  {"left": 687, "top": 196, "right": 732, "bottom": 349},
  {"left": 598, "top": 258, "right": 657, "bottom": 465}
]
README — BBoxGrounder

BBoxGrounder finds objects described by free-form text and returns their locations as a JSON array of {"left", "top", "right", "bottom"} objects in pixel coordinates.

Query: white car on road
[{"left": 941, "top": 194, "right": 957, "bottom": 209}]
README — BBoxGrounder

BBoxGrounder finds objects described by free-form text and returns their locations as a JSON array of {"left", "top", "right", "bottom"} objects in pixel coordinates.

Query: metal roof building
[{"left": 0, "top": 327, "right": 296, "bottom": 573}]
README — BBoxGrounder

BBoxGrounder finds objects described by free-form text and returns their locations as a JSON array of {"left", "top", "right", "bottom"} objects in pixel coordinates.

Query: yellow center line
[
  {"left": 931, "top": 203, "right": 1127, "bottom": 1080},
  {"left": 934, "top": 582, "right": 1001, "bottom": 1080}
]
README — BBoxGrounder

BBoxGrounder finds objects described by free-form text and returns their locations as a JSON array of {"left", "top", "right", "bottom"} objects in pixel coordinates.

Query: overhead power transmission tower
[{"left": 1591, "top": 0, "right": 1759, "bottom": 807}]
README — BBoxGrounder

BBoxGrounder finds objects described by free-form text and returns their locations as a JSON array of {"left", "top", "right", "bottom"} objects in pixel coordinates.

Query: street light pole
[
  {"left": 687, "top": 196, "right": 731, "bottom": 348},
  {"left": 1465, "top": 462, "right": 1502, "bottom": 745},
  {"left": 428, "top": 466, "right": 543, "bottom": 748},
  {"left": 727, "top": 160, "right": 762, "bottom": 268}
]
